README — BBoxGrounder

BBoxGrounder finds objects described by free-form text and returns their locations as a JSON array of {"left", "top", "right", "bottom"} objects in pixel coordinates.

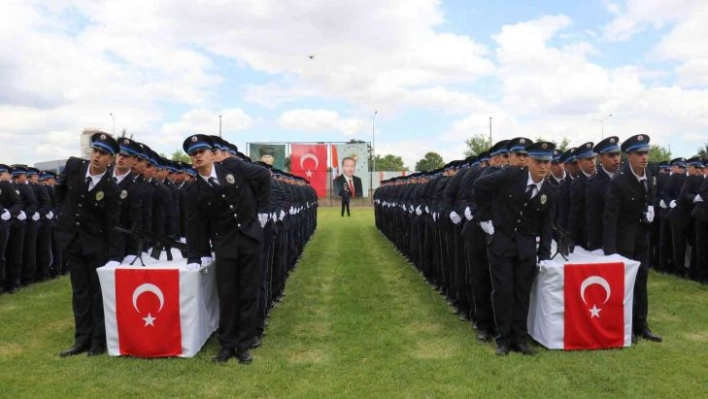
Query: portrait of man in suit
[
  {"left": 333, "top": 157, "right": 363, "bottom": 198},
  {"left": 259, "top": 147, "right": 275, "bottom": 166}
]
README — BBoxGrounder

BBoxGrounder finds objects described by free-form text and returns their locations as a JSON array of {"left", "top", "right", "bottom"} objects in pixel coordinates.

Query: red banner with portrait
[{"left": 291, "top": 144, "right": 328, "bottom": 197}]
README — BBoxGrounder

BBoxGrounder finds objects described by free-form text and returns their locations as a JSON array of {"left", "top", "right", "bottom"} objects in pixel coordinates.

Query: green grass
[{"left": 2, "top": 208, "right": 708, "bottom": 398}]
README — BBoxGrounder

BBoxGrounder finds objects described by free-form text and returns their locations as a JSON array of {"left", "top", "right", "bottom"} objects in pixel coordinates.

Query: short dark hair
[{"left": 341, "top": 157, "right": 356, "bottom": 166}]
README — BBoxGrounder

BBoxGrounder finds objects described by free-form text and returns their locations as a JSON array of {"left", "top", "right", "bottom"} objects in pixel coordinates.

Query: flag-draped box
[
  {"left": 98, "top": 263, "right": 219, "bottom": 358},
  {"left": 528, "top": 250, "right": 640, "bottom": 350}
]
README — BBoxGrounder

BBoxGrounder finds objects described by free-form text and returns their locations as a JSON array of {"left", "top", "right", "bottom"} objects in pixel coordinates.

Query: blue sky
[{"left": 1, "top": 0, "right": 707, "bottom": 167}]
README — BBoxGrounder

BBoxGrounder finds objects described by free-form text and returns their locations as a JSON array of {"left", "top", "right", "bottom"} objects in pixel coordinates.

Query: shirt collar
[
  {"left": 199, "top": 164, "right": 218, "bottom": 184},
  {"left": 526, "top": 172, "right": 544, "bottom": 191},
  {"left": 85, "top": 168, "right": 107, "bottom": 184},
  {"left": 113, "top": 170, "right": 130, "bottom": 184},
  {"left": 601, "top": 166, "right": 615, "bottom": 179},
  {"left": 629, "top": 165, "right": 647, "bottom": 182}
]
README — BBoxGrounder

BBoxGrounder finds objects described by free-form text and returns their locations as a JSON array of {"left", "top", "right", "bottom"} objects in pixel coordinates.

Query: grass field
[{"left": 2, "top": 208, "right": 708, "bottom": 398}]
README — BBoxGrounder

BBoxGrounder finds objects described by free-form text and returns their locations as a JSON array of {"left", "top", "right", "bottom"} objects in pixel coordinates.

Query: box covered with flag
[
  {"left": 528, "top": 250, "right": 641, "bottom": 350},
  {"left": 97, "top": 262, "right": 219, "bottom": 358}
]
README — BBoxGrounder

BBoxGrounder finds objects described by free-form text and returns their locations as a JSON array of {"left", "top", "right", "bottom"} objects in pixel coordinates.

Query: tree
[
  {"left": 169, "top": 150, "right": 191, "bottom": 163},
  {"left": 697, "top": 141, "right": 708, "bottom": 158},
  {"left": 374, "top": 154, "right": 408, "bottom": 171},
  {"left": 347, "top": 139, "right": 374, "bottom": 171},
  {"left": 464, "top": 134, "right": 491, "bottom": 157},
  {"left": 648, "top": 144, "right": 671, "bottom": 162},
  {"left": 283, "top": 156, "right": 291, "bottom": 172},
  {"left": 415, "top": 152, "right": 444, "bottom": 172}
]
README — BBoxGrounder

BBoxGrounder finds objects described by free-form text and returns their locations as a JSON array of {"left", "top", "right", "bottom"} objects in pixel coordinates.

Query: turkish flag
[
  {"left": 291, "top": 144, "right": 328, "bottom": 197},
  {"left": 115, "top": 269, "right": 182, "bottom": 357},
  {"left": 564, "top": 262, "right": 625, "bottom": 350}
]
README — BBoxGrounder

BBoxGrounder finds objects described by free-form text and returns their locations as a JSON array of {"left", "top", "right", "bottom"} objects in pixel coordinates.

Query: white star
[
  {"left": 143, "top": 313, "right": 156, "bottom": 326},
  {"left": 589, "top": 305, "right": 602, "bottom": 318},
  {"left": 305, "top": 169, "right": 313, "bottom": 178}
]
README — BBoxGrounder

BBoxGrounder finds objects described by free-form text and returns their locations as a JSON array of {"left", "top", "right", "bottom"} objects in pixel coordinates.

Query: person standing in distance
[
  {"left": 56, "top": 133, "right": 122, "bottom": 357},
  {"left": 603, "top": 134, "right": 662, "bottom": 343},
  {"left": 339, "top": 183, "right": 351, "bottom": 217},
  {"left": 183, "top": 134, "right": 271, "bottom": 364}
]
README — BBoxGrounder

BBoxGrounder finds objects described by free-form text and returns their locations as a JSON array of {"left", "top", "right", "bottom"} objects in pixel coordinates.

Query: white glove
[
  {"left": 538, "top": 260, "right": 560, "bottom": 270},
  {"left": 425, "top": 206, "right": 430, "bottom": 214},
  {"left": 258, "top": 213, "right": 268, "bottom": 228},
  {"left": 103, "top": 261, "right": 120, "bottom": 268},
  {"left": 279, "top": 210, "right": 286, "bottom": 220},
  {"left": 122, "top": 255, "right": 138, "bottom": 264},
  {"left": 271, "top": 212, "right": 277, "bottom": 221},
  {"left": 645, "top": 205, "right": 655, "bottom": 223},
  {"left": 432, "top": 213, "right": 437, "bottom": 222},
  {"left": 590, "top": 249, "right": 605, "bottom": 256},
  {"left": 659, "top": 200, "right": 668, "bottom": 209},
  {"left": 464, "top": 207, "right": 473, "bottom": 221},
  {"left": 200, "top": 256, "right": 214, "bottom": 265},
  {"left": 415, "top": 207, "right": 422, "bottom": 216},
  {"left": 480, "top": 220, "right": 495, "bottom": 235},
  {"left": 46, "top": 211, "right": 54, "bottom": 220},
  {"left": 1, "top": 210, "right": 10, "bottom": 221},
  {"left": 694, "top": 194, "right": 704, "bottom": 203},
  {"left": 669, "top": 200, "right": 677, "bottom": 209},
  {"left": 449, "top": 211, "right": 462, "bottom": 224},
  {"left": 17, "top": 211, "right": 27, "bottom": 221},
  {"left": 185, "top": 263, "right": 201, "bottom": 271},
  {"left": 32, "top": 212, "right": 40, "bottom": 221},
  {"left": 289, "top": 206, "right": 295, "bottom": 215}
]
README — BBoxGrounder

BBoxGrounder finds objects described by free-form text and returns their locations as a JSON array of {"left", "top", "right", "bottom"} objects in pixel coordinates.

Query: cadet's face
[
  {"left": 528, "top": 158, "right": 551, "bottom": 181},
  {"left": 688, "top": 165, "right": 702, "bottom": 176},
  {"left": 142, "top": 164, "right": 155, "bottom": 178},
  {"left": 213, "top": 149, "right": 228, "bottom": 162},
  {"left": 0, "top": 171, "right": 9, "bottom": 181},
  {"left": 509, "top": 152, "right": 528, "bottom": 167},
  {"left": 578, "top": 157, "right": 595, "bottom": 174},
  {"left": 189, "top": 149, "right": 214, "bottom": 173},
  {"left": 43, "top": 178, "right": 56, "bottom": 186},
  {"left": 600, "top": 153, "right": 621, "bottom": 172},
  {"left": 342, "top": 159, "right": 356, "bottom": 177},
  {"left": 90, "top": 148, "right": 113, "bottom": 174},
  {"left": 16, "top": 174, "right": 27, "bottom": 184},
  {"left": 116, "top": 153, "right": 136, "bottom": 170},
  {"left": 551, "top": 162, "right": 565, "bottom": 177},
  {"left": 671, "top": 165, "right": 685, "bottom": 174},
  {"left": 628, "top": 151, "right": 648, "bottom": 170},
  {"left": 566, "top": 162, "right": 579, "bottom": 177}
]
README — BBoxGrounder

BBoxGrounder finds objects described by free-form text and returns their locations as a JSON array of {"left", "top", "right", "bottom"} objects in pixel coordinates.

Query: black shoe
[
  {"left": 60, "top": 343, "right": 89, "bottom": 358},
  {"left": 477, "top": 330, "right": 494, "bottom": 342},
  {"left": 211, "top": 348, "right": 234, "bottom": 363},
  {"left": 495, "top": 344, "right": 510, "bottom": 356},
  {"left": 511, "top": 342, "right": 536, "bottom": 356},
  {"left": 87, "top": 344, "right": 106, "bottom": 357},
  {"left": 236, "top": 348, "right": 252, "bottom": 365},
  {"left": 250, "top": 337, "right": 262, "bottom": 349},
  {"left": 637, "top": 329, "right": 663, "bottom": 342}
]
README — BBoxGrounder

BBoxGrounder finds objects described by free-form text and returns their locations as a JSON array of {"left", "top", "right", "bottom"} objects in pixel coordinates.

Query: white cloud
[
  {"left": 278, "top": 109, "right": 366, "bottom": 136},
  {"left": 158, "top": 108, "right": 253, "bottom": 150}
]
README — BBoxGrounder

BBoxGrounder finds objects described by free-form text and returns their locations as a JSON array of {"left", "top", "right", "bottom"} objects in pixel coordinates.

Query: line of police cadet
[
  {"left": 375, "top": 134, "right": 708, "bottom": 355},
  {"left": 1, "top": 132, "right": 317, "bottom": 361}
]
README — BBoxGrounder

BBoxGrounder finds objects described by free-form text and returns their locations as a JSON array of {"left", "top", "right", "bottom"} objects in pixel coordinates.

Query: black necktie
[
  {"left": 208, "top": 177, "right": 219, "bottom": 187},
  {"left": 526, "top": 183, "right": 536, "bottom": 199},
  {"left": 642, "top": 179, "right": 649, "bottom": 193},
  {"left": 85, "top": 176, "right": 92, "bottom": 191}
]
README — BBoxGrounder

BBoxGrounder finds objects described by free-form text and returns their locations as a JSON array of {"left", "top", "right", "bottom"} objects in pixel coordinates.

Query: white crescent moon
[
  {"left": 132, "top": 283, "right": 165, "bottom": 313},
  {"left": 580, "top": 276, "right": 611, "bottom": 305},
  {"left": 300, "top": 153, "right": 319, "bottom": 170}
]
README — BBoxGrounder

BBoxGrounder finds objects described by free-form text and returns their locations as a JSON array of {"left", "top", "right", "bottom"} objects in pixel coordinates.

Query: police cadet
[
  {"left": 586, "top": 137, "right": 621, "bottom": 253},
  {"left": 6, "top": 166, "right": 36, "bottom": 291},
  {"left": 602, "top": 134, "right": 662, "bottom": 343},
  {"left": 658, "top": 157, "right": 686, "bottom": 273},
  {"left": 57, "top": 132, "right": 122, "bottom": 357},
  {"left": 507, "top": 137, "right": 532, "bottom": 167},
  {"left": 40, "top": 170, "right": 63, "bottom": 277},
  {"left": 183, "top": 134, "right": 271, "bottom": 364},
  {"left": 472, "top": 141, "right": 557, "bottom": 356},
  {"left": 568, "top": 142, "right": 596, "bottom": 250},
  {"left": 693, "top": 161, "right": 708, "bottom": 284},
  {"left": 113, "top": 137, "right": 144, "bottom": 265},
  {"left": 670, "top": 156, "right": 704, "bottom": 279},
  {"left": 556, "top": 148, "right": 577, "bottom": 232},
  {"left": 0, "top": 164, "right": 22, "bottom": 294},
  {"left": 27, "top": 167, "right": 53, "bottom": 282}
]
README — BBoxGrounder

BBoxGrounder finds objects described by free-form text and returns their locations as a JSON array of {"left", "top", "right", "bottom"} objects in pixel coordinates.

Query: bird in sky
[{"left": 308, "top": 55, "right": 315, "bottom": 59}]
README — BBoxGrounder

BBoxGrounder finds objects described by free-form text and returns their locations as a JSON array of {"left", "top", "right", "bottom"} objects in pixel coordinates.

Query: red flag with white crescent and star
[
  {"left": 564, "top": 262, "right": 625, "bottom": 350},
  {"left": 291, "top": 144, "right": 328, "bottom": 197},
  {"left": 115, "top": 269, "right": 182, "bottom": 357}
]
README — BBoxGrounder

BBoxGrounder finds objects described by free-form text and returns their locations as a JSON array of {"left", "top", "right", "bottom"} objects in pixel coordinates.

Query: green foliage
[
  {"left": 374, "top": 154, "right": 408, "bottom": 171},
  {"left": 415, "top": 152, "right": 444, "bottom": 172},
  {"left": 464, "top": 134, "right": 491, "bottom": 157},
  {"left": 170, "top": 150, "right": 191, "bottom": 163},
  {"left": 534, "top": 136, "right": 571, "bottom": 152},
  {"left": 697, "top": 141, "right": 708, "bottom": 158},
  {"left": 2, "top": 209, "right": 708, "bottom": 397},
  {"left": 649, "top": 144, "right": 671, "bottom": 162}
]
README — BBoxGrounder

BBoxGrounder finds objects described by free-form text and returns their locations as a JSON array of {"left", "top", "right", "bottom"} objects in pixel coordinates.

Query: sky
[{"left": 2, "top": 0, "right": 708, "bottom": 169}]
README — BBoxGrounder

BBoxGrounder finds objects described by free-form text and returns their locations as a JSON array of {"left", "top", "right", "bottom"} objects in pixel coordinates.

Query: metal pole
[
  {"left": 110, "top": 113, "right": 115, "bottom": 135},
  {"left": 219, "top": 114, "right": 222, "bottom": 137},
  {"left": 594, "top": 113, "right": 612, "bottom": 140},
  {"left": 489, "top": 116, "right": 493, "bottom": 144},
  {"left": 372, "top": 110, "right": 377, "bottom": 198}
]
